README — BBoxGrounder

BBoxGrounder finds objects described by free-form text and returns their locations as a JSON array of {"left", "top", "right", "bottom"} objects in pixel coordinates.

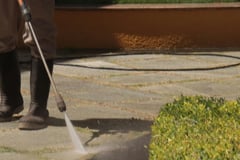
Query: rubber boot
[
  {"left": 0, "top": 51, "right": 24, "bottom": 122},
  {"left": 19, "top": 57, "right": 53, "bottom": 130}
]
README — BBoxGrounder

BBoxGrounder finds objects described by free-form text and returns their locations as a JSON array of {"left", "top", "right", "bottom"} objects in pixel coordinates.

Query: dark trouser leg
[
  {"left": 19, "top": 57, "right": 53, "bottom": 130},
  {"left": 0, "top": 51, "right": 23, "bottom": 122}
]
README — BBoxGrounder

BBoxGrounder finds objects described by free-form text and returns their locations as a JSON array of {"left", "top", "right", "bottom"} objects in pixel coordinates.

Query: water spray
[{"left": 17, "top": 0, "right": 86, "bottom": 154}]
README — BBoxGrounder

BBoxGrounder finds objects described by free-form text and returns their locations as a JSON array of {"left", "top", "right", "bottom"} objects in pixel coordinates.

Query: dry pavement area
[{"left": 1, "top": 50, "right": 240, "bottom": 160}]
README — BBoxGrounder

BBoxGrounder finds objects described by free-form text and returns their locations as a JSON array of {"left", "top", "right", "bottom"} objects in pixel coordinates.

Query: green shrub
[{"left": 149, "top": 95, "right": 240, "bottom": 160}]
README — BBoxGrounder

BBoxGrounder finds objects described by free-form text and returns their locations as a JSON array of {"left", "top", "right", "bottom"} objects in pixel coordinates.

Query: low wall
[{"left": 55, "top": 3, "right": 240, "bottom": 50}]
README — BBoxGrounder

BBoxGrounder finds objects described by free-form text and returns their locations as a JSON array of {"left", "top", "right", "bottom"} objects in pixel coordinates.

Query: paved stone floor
[{"left": 1, "top": 50, "right": 240, "bottom": 160}]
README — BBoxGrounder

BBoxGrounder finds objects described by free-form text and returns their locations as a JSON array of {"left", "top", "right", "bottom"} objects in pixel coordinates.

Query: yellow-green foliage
[{"left": 149, "top": 96, "right": 240, "bottom": 160}]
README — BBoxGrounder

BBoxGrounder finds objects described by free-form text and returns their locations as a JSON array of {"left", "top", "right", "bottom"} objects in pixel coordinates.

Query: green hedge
[
  {"left": 149, "top": 96, "right": 240, "bottom": 160},
  {"left": 55, "top": 0, "right": 239, "bottom": 4}
]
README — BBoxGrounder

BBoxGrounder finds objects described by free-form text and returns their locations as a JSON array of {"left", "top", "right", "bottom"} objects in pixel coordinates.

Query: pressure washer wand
[{"left": 17, "top": 0, "right": 66, "bottom": 112}]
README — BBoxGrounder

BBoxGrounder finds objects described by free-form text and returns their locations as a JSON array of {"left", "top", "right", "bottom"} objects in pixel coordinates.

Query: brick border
[
  {"left": 56, "top": 3, "right": 240, "bottom": 10},
  {"left": 55, "top": 3, "right": 240, "bottom": 50}
]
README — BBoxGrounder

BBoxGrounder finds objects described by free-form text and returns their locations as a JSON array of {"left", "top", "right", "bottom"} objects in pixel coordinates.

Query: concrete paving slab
[
  {"left": 99, "top": 52, "right": 240, "bottom": 70},
  {"left": 54, "top": 59, "right": 137, "bottom": 79},
  {"left": 180, "top": 78, "right": 240, "bottom": 99},
  {"left": 0, "top": 153, "right": 39, "bottom": 160},
  {"left": 1, "top": 50, "right": 240, "bottom": 160},
  {"left": 52, "top": 74, "right": 159, "bottom": 106}
]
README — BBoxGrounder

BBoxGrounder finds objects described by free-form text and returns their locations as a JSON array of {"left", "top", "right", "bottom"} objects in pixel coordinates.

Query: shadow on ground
[
  {"left": 48, "top": 117, "right": 152, "bottom": 160},
  {"left": 49, "top": 117, "right": 152, "bottom": 141}
]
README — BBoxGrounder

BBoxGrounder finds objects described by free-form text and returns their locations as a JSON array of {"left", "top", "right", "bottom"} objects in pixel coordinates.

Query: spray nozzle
[{"left": 55, "top": 94, "right": 67, "bottom": 112}]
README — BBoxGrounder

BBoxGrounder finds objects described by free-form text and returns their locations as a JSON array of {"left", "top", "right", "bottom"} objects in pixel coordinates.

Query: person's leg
[
  {"left": 0, "top": 52, "right": 24, "bottom": 122},
  {"left": 0, "top": 1, "right": 24, "bottom": 121},
  {"left": 19, "top": 0, "right": 56, "bottom": 130},
  {"left": 18, "top": 58, "right": 53, "bottom": 129}
]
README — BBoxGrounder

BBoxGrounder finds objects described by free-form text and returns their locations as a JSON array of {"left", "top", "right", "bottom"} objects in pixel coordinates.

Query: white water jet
[{"left": 64, "top": 112, "right": 87, "bottom": 154}]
